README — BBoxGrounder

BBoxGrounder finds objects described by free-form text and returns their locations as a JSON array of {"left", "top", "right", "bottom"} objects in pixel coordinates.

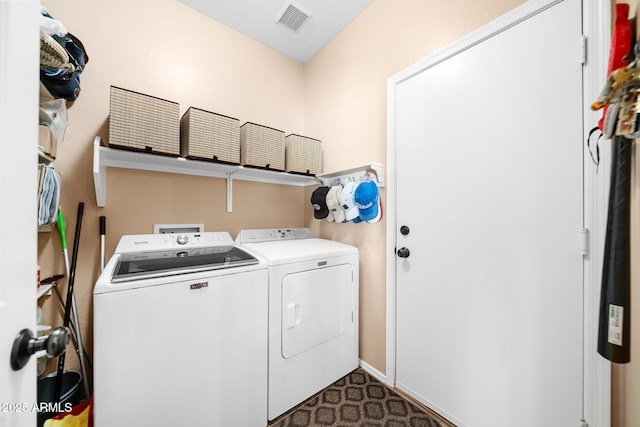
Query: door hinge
[
  {"left": 580, "top": 35, "right": 587, "bottom": 65},
  {"left": 579, "top": 227, "right": 589, "bottom": 256}
]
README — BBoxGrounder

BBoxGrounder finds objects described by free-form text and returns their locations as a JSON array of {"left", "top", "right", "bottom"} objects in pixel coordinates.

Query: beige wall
[
  {"left": 38, "top": 0, "right": 527, "bottom": 379},
  {"left": 47, "top": 0, "right": 628, "bottom": 398},
  {"left": 303, "top": 0, "right": 526, "bottom": 373},
  {"left": 37, "top": 0, "right": 640, "bottom": 424},
  {"left": 38, "top": 0, "right": 307, "bottom": 376}
]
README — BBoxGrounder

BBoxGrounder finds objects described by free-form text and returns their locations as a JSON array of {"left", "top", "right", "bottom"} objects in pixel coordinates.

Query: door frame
[
  {"left": 385, "top": 0, "right": 611, "bottom": 426},
  {"left": 0, "top": 1, "right": 40, "bottom": 427}
]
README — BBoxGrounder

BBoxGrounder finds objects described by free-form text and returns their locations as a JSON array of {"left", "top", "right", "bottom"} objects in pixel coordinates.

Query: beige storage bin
[
  {"left": 240, "top": 122, "right": 285, "bottom": 171},
  {"left": 285, "top": 134, "right": 321, "bottom": 175},
  {"left": 108, "top": 86, "right": 180, "bottom": 156},
  {"left": 180, "top": 107, "right": 240, "bottom": 164}
]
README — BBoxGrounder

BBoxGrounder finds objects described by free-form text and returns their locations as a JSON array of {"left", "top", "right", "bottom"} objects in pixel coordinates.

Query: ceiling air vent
[{"left": 276, "top": 1, "right": 311, "bottom": 32}]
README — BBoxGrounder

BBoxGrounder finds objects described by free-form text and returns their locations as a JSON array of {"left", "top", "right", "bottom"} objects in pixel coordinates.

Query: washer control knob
[{"left": 176, "top": 234, "right": 189, "bottom": 245}]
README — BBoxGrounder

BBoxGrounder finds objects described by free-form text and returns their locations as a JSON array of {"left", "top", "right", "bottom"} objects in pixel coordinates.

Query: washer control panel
[{"left": 115, "top": 232, "right": 234, "bottom": 253}]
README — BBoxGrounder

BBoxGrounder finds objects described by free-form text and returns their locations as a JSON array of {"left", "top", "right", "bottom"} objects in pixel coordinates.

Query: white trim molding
[
  {"left": 358, "top": 359, "right": 386, "bottom": 384},
  {"left": 582, "top": 1, "right": 612, "bottom": 426}
]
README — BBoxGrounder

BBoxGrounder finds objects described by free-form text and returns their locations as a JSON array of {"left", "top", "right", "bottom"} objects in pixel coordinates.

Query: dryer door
[{"left": 281, "top": 264, "right": 354, "bottom": 358}]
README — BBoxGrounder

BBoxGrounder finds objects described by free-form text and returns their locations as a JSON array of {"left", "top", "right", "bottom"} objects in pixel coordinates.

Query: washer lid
[{"left": 111, "top": 245, "right": 259, "bottom": 283}]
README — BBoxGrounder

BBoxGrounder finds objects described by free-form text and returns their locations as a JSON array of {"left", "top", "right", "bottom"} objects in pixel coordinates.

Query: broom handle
[{"left": 100, "top": 216, "right": 106, "bottom": 273}]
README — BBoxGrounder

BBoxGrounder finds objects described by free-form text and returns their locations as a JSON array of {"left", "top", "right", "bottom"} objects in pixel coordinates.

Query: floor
[{"left": 267, "top": 368, "right": 455, "bottom": 427}]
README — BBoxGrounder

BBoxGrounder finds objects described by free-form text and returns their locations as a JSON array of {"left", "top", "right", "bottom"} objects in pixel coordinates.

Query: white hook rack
[{"left": 316, "top": 162, "right": 384, "bottom": 188}]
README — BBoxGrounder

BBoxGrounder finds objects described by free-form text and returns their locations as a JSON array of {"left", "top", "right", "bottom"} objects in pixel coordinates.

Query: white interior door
[
  {"left": 0, "top": 2, "right": 40, "bottom": 427},
  {"left": 392, "top": 0, "right": 584, "bottom": 426}
]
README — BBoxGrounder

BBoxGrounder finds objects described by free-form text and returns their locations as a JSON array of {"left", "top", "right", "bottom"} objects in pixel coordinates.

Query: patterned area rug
[{"left": 268, "top": 368, "right": 450, "bottom": 427}]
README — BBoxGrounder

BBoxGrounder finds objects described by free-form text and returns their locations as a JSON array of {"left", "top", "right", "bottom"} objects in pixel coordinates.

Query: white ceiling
[{"left": 178, "top": 0, "right": 374, "bottom": 63}]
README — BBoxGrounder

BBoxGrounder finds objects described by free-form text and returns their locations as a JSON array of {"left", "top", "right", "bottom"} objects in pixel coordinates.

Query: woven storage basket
[
  {"left": 180, "top": 107, "right": 240, "bottom": 164},
  {"left": 108, "top": 86, "right": 180, "bottom": 156},
  {"left": 285, "top": 134, "right": 321, "bottom": 175},
  {"left": 240, "top": 122, "right": 285, "bottom": 171}
]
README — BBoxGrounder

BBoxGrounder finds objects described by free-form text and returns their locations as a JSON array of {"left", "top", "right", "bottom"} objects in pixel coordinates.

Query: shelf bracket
[
  {"left": 370, "top": 163, "right": 384, "bottom": 187},
  {"left": 93, "top": 137, "right": 106, "bottom": 207},
  {"left": 226, "top": 172, "right": 235, "bottom": 213}
]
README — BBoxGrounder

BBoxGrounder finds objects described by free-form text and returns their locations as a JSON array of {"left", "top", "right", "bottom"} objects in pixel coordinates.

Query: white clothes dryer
[
  {"left": 236, "top": 228, "right": 359, "bottom": 421},
  {"left": 93, "top": 232, "right": 268, "bottom": 427}
]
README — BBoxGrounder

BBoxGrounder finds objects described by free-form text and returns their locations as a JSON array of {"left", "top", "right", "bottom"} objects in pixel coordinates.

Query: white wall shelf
[
  {"left": 92, "top": 137, "right": 320, "bottom": 212},
  {"left": 38, "top": 151, "right": 54, "bottom": 165},
  {"left": 93, "top": 137, "right": 385, "bottom": 211}
]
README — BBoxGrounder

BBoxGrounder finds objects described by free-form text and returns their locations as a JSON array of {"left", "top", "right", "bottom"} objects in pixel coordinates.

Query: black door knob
[
  {"left": 10, "top": 327, "right": 70, "bottom": 371},
  {"left": 400, "top": 225, "right": 410, "bottom": 235},
  {"left": 397, "top": 247, "right": 410, "bottom": 258}
]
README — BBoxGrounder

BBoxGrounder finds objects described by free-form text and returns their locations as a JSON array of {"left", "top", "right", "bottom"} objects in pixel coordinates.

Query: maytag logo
[{"left": 190, "top": 282, "right": 209, "bottom": 290}]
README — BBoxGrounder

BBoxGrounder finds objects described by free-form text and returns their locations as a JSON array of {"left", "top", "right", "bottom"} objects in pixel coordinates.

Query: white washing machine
[
  {"left": 235, "top": 228, "right": 359, "bottom": 420},
  {"left": 93, "top": 232, "right": 268, "bottom": 427}
]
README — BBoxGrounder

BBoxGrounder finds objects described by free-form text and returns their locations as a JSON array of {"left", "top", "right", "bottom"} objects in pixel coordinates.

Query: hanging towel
[
  {"left": 38, "top": 164, "right": 62, "bottom": 226},
  {"left": 597, "top": 136, "right": 632, "bottom": 363}
]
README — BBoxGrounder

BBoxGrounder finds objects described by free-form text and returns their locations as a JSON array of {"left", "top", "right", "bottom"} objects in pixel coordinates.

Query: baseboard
[
  {"left": 358, "top": 359, "right": 455, "bottom": 426},
  {"left": 358, "top": 359, "right": 386, "bottom": 384}
]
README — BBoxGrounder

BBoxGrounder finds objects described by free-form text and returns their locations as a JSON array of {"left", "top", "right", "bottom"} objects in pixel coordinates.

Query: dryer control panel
[{"left": 235, "top": 228, "right": 315, "bottom": 244}]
